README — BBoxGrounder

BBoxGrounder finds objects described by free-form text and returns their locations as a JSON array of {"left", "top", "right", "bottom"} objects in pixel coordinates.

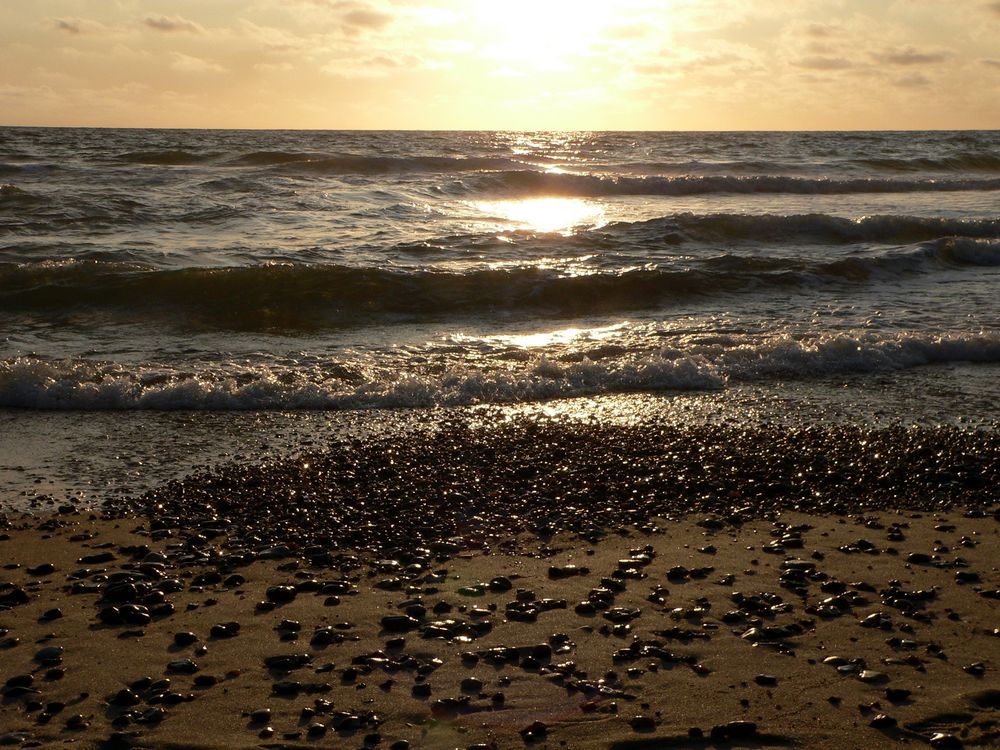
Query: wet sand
[{"left": 1, "top": 423, "right": 998, "bottom": 749}]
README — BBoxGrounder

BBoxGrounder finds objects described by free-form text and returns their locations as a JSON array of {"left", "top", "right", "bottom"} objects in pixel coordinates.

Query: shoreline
[
  {"left": 1, "top": 421, "right": 998, "bottom": 748},
  {"left": 4, "top": 372, "right": 1000, "bottom": 514}
]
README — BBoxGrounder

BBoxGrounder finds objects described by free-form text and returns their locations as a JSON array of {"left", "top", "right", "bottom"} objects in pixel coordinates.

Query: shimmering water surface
[{"left": 1, "top": 128, "right": 999, "bottom": 503}]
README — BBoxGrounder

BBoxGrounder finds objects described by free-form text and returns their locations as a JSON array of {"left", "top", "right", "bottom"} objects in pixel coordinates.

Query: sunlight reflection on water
[{"left": 474, "top": 197, "right": 605, "bottom": 234}]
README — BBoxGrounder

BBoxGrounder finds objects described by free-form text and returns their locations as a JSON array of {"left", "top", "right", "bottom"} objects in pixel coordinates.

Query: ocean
[{"left": 1, "top": 128, "right": 999, "bottom": 506}]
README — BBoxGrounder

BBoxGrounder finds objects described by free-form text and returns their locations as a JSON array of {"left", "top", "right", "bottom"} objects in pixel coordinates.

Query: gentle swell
[
  {"left": 117, "top": 150, "right": 219, "bottom": 165},
  {"left": 1, "top": 236, "right": 997, "bottom": 327},
  {"left": 856, "top": 153, "right": 1000, "bottom": 172},
  {"left": 645, "top": 213, "right": 1000, "bottom": 244},
  {"left": 0, "top": 184, "right": 47, "bottom": 208},
  {"left": 265, "top": 154, "right": 525, "bottom": 174},
  {"left": 462, "top": 171, "right": 1000, "bottom": 197},
  {"left": 3, "top": 332, "right": 999, "bottom": 410}
]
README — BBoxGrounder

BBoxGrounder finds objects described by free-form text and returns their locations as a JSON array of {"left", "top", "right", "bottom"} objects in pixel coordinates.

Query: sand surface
[{"left": 1, "top": 509, "right": 997, "bottom": 749}]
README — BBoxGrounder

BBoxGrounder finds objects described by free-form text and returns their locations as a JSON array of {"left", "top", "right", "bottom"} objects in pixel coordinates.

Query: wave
[
  {"left": 114, "top": 149, "right": 530, "bottom": 174},
  {"left": 856, "top": 153, "right": 1000, "bottom": 173},
  {"left": 460, "top": 171, "right": 1000, "bottom": 197},
  {"left": 1, "top": 236, "right": 996, "bottom": 326},
  {"left": 642, "top": 213, "right": 1000, "bottom": 245},
  {"left": 0, "top": 162, "right": 62, "bottom": 177},
  {"left": 0, "top": 183, "right": 47, "bottom": 208},
  {"left": 3, "top": 331, "right": 999, "bottom": 410},
  {"left": 260, "top": 153, "right": 525, "bottom": 174},
  {"left": 116, "top": 150, "right": 219, "bottom": 165}
]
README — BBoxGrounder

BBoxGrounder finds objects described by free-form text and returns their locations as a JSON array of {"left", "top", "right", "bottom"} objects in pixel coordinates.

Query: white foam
[{"left": 3, "top": 331, "right": 1000, "bottom": 411}]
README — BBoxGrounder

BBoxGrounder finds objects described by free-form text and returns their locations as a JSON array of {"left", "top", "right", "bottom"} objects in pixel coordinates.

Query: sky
[{"left": 1, "top": 0, "right": 999, "bottom": 130}]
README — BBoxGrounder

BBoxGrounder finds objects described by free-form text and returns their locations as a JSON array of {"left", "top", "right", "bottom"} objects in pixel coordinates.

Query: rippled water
[{"left": 1, "top": 128, "right": 999, "bottom": 414}]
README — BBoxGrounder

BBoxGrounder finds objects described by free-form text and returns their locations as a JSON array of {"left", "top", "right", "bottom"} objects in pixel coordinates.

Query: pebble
[
  {"left": 265, "top": 586, "right": 296, "bottom": 604},
  {"left": 858, "top": 670, "right": 889, "bottom": 684},
  {"left": 930, "top": 733, "right": 964, "bottom": 749},
  {"left": 710, "top": 721, "right": 758, "bottom": 741},
  {"left": 166, "top": 659, "right": 199, "bottom": 674},
  {"left": 869, "top": 714, "right": 897, "bottom": 729},
  {"left": 629, "top": 716, "right": 657, "bottom": 732},
  {"left": 209, "top": 622, "right": 240, "bottom": 639},
  {"left": 460, "top": 677, "right": 483, "bottom": 693}
]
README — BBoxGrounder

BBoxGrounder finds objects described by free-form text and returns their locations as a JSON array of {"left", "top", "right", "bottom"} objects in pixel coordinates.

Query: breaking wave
[{"left": 3, "top": 331, "right": 999, "bottom": 410}]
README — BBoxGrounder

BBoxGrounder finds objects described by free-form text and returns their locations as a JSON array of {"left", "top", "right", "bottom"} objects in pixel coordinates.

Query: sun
[{"left": 468, "top": 0, "right": 616, "bottom": 73}]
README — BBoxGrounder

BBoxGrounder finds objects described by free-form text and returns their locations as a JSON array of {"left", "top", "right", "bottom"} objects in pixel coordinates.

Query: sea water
[{"left": 1, "top": 129, "right": 999, "bottom": 502}]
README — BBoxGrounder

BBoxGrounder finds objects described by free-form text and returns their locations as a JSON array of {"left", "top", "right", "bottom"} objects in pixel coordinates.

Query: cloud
[
  {"left": 294, "top": 1, "right": 393, "bottom": 32},
  {"left": 893, "top": 72, "right": 930, "bottom": 87},
  {"left": 239, "top": 20, "right": 309, "bottom": 52},
  {"left": 875, "top": 46, "right": 950, "bottom": 65},
  {"left": 51, "top": 18, "right": 81, "bottom": 34},
  {"left": 143, "top": 15, "right": 205, "bottom": 34},
  {"left": 49, "top": 18, "right": 107, "bottom": 35},
  {"left": 170, "top": 53, "right": 225, "bottom": 73},
  {"left": 793, "top": 56, "right": 855, "bottom": 71},
  {"left": 342, "top": 9, "right": 392, "bottom": 30},
  {"left": 986, "top": 2, "right": 1000, "bottom": 16},
  {"left": 335, "top": 2, "right": 393, "bottom": 31},
  {"left": 983, "top": 59, "right": 1000, "bottom": 68},
  {"left": 803, "top": 23, "right": 841, "bottom": 38}
]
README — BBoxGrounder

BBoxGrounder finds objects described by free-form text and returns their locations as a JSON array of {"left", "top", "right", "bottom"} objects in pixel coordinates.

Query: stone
[
  {"left": 629, "top": 716, "right": 656, "bottom": 732},
  {"left": 381, "top": 616, "right": 420, "bottom": 633}
]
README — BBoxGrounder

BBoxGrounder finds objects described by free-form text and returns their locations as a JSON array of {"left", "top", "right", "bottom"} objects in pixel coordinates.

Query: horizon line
[{"left": 3, "top": 124, "right": 1000, "bottom": 134}]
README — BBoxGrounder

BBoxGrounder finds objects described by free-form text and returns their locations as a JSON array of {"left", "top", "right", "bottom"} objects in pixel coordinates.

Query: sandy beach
[
  {"left": 1, "top": 423, "right": 997, "bottom": 749},
  {"left": 5, "top": 4, "right": 1000, "bottom": 748}
]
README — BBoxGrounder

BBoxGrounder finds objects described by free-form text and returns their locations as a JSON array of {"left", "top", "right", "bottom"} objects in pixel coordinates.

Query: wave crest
[
  {"left": 1, "top": 233, "right": 997, "bottom": 326},
  {"left": 3, "top": 331, "right": 999, "bottom": 410},
  {"left": 460, "top": 171, "right": 1000, "bottom": 197}
]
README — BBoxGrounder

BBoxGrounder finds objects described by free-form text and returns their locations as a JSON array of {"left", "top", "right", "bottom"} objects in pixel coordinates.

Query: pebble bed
[{"left": 116, "top": 421, "right": 1000, "bottom": 558}]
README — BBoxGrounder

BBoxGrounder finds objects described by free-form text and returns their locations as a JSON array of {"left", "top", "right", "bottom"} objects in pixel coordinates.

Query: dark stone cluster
[{"left": 113, "top": 422, "right": 1000, "bottom": 558}]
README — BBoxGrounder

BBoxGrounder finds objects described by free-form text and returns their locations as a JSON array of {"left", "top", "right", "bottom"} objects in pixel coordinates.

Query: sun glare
[
  {"left": 476, "top": 198, "right": 605, "bottom": 234},
  {"left": 470, "top": 0, "right": 615, "bottom": 73}
]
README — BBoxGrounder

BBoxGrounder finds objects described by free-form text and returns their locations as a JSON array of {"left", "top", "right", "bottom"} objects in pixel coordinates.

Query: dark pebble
[
  {"left": 710, "top": 721, "right": 757, "bottom": 741},
  {"left": 209, "top": 622, "right": 240, "bottom": 639},
  {"left": 930, "top": 733, "right": 964, "bottom": 749},
  {"left": 265, "top": 586, "right": 296, "bottom": 604},
  {"left": 460, "top": 677, "right": 483, "bottom": 693},
  {"left": 34, "top": 646, "right": 64, "bottom": 663},
  {"left": 166, "top": 659, "right": 199, "bottom": 674},
  {"left": 870, "top": 714, "right": 897, "bottom": 729},
  {"left": 381, "top": 615, "right": 420, "bottom": 633},
  {"left": 109, "top": 689, "right": 141, "bottom": 706},
  {"left": 629, "top": 716, "right": 656, "bottom": 732},
  {"left": 173, "top": 632, "right": 199, "bottom": 647},
  {"left": 519, "top": 721, "right": 548, "bottom": 741}
]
